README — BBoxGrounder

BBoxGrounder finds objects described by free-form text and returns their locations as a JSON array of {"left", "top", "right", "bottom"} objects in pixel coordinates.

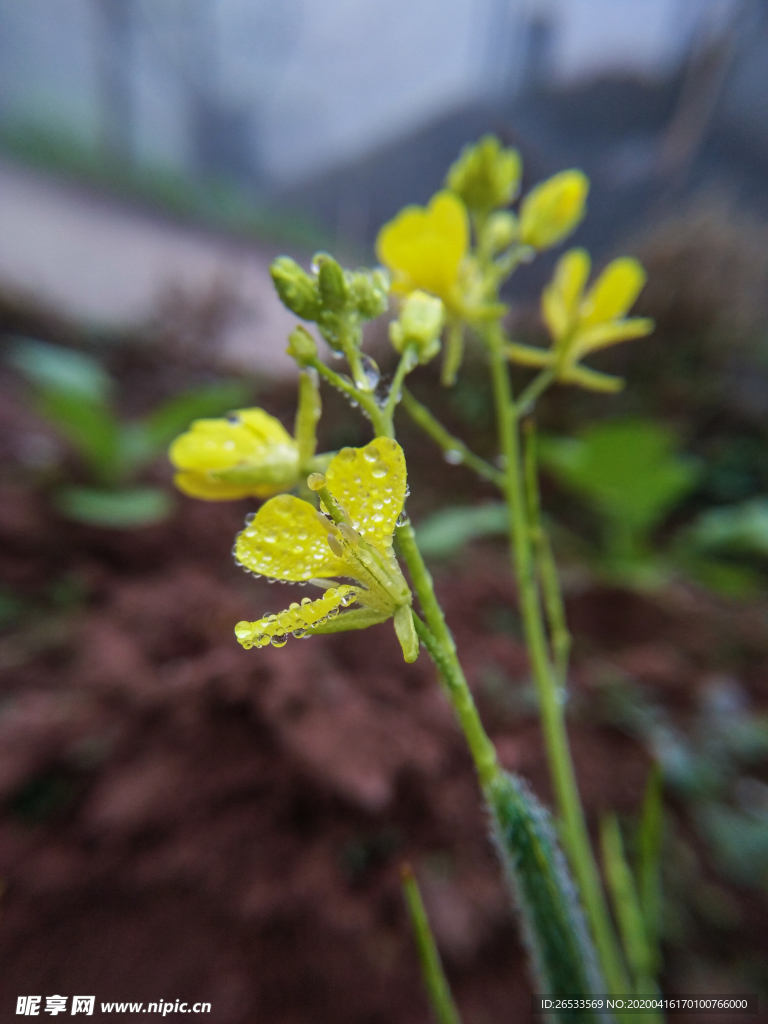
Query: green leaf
[
  {"left": 35, "top": 390, "right": 120, "bottom": 482},
  {"left": 600, "top": 815, "right": 656, "bottom": 995},
  {"left": 415, "top": 502, "right": 508, "bottom": 558},
  {"left": 540, "top": 418, "right": 699, "bottom": 536},
  {"left": 685, "top": 498, "right": 768, "bottom": 557},
  {"left": 7, "top": 337, "right": 114, "bottom": 402},
  {"left": 141, "top": 380, "right": 254, "bottom": 451},
  {"left": 54, "top": 486, "right": 173, "bottom": 528}
]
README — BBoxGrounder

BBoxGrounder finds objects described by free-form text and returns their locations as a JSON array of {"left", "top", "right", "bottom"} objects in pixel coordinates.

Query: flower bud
[
  {"left": 270, "top": 257, "right": 322, "bottom": 320},
  {"left": 314, "top": 253, "right": 349, "bottom": 312},
  {"left": 349, "top": 269, "right": 390, "bottom": 319},
  {"left": 287, "top": 325, "right": 318, "bottom": 367},
  {"left": 480, "top": 211, "right": 519, "bottom": 256},
  {"left": 447, "top": 135, "right": 522, "bottom": 213},
  {"left": 519, "top": 170, "right": 589, "bottom": 250},
  {"left": 389, "top": 290, "right": 444, "bottom": 365}
]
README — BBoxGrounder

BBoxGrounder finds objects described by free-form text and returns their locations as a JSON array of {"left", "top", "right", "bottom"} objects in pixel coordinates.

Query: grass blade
[{"left": 401, "top": 864, "right": 462, "bottom": 1024}]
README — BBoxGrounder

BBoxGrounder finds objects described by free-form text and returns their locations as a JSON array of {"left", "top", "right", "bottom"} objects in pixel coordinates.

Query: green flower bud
[
  {"left": 314, "top": 253, "right": 349, "bottom": 312},
  {"left": 447, "top": 134, "right": 522, "bottom": 213},
  {"left": 350, "top": 268, "right": 390, "bottom": 319},
  {"left": 270, "top": 257, "right": 321, "bottom": 320},
  {"left": 389, "top": 290, "right": 444, "bottom": 365},
  {"left": 480, "top": 210, "right": 519, "bottom": 256},
  {"left": 519, "top": 170, "right": 589, "bottom": 250},
  {"left": 286, "top": 325, "right": 318, "bottom": 366}
]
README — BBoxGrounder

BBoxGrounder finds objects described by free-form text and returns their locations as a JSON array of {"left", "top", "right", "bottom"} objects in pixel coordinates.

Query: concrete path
[{"left": 0, "top": 160, "right": 300, "bottom": 377}]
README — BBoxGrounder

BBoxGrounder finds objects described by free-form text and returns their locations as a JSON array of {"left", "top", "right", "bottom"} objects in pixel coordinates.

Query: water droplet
[
  {"left": 371, "top": 461, "right": 388, "bottom": 478},
  {"left": 326, "top": 606, "right": 339, "bottom": 619},
  {"left": 363, "top": 446, "right": 380, "bottom": 463},
  {"left": 301, "top": 597, "right": 312, "bottom": 605},
  {"left": 396, "top": 510, "right": 410, "bottom": 527},
  {"left": 271, "top": 635, "right": 288, "bottom": 648},
  {"left": 404, "top": 485, "right": 411, "bottom": 498},
  {"left": 349, "top": 400, "right": 358, "bottom": 409},
  {"left": 355, "top": 353, "right": 380, "bottom": 392},
  {"left": 292, "top": 628, "right": 308, "bottom": 639},
  {"left": 267, "top": 577, "right": 277, "bottom": 583},
  {"left": 244, "top": 512, "right": 256, "bottom": 525},
  {"left": 255, "top": 633, "right": 270, "bottom": 647},
  {"left": 227, "top": 414, "right": 240, "bottom": 424}
]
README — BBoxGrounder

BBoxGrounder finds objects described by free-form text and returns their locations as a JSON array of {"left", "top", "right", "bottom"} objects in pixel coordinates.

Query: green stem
[
  {"left": 309, "top": 357, "right": 390, "bottom": 437},
  {"left": 441, "top": 319, "right": 465, "bottom": 387},
  {"left": 401, "top": 864, "right": 463, "bottom": 1024},
  {"left": 523, "top": 421, "right": 571, "bottom": 688},
  {"left": 400, "top": 387, "right": 504, "bottom": 488},
  {"left": 383, "top": 347, "right": 417, "bottom": 423},
  {"left": 515, "top": 367, "right": 556, "bottom": 417},
  {"left": 412, "top": 612, "right": 498, "bottom": 789},
  {"left": 484, "top": 322, "right": 628, "bottom": 994}
]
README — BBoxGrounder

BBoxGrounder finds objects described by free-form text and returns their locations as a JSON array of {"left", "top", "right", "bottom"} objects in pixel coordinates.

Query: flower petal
[
  {"left": 234, "top": 493, "right": 347, "bottom": 581},
  {"left": 174, "top": 471, "right": 268, "bottom": 501},
  {"left": 559, "top": 364, "right": 625, "bottom": 392},
  {"left": 170, "top": 408, "right": 294, "bottom": 472},
  {"left": 325, "top": 437, "right": 406, "bottom": 550},
  {"left": 580, "top": 257, "right": 646, "bottom": 326},
  {"left": 545, "top": 248, "right": 592, "bottom": 340},
  {"left": 235, "top": 584, "right": 358, "bottom": 648},
  {"left": 505, "top": 343, "right": 554, "bottom": 368},
  {"left": 376, "top": 191, "right": 468, "bottom": 302},
  {"left": 570, "top": 317, "right": 654, "bottom": 358}
]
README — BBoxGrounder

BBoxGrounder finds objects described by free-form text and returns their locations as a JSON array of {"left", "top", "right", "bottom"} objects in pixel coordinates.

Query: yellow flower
[
  {"left": 376, "top": 191, "right": 470, "bottom": 314},
  {"left": 169, "top": 408, "right": 299, "bottom": 500},
  {"left": 519, "top": 170, "right": 589, "bottom": 250},
  {"left": 506, "top": 248, "right": 654, "bottom": 392},
  {"left": 233, "top": 438, "right": 419, "bottom": 662}
]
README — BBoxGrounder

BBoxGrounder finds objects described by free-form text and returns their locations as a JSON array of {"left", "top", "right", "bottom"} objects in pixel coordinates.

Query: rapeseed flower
[
  {"left": 169, "top": 408, "right": 299, "bottom": 500},
  {"left": 506, "top": 248, "right": 654, "bottom": 392},
  {"left": 233, "top": 438, "right": 419, "bottom": 662}
]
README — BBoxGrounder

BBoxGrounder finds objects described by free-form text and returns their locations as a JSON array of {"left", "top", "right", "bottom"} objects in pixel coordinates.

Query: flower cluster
[{"left": 506, "top": 248, "right": 654, "bottom": 392}]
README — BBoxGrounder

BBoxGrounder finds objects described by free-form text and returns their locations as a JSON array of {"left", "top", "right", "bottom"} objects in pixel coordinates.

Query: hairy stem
[{"left": 484, "top": 322, "right": 628, "bottom": 994}]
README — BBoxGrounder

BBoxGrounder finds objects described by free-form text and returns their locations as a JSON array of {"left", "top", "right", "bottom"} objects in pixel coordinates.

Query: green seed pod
[
  {"left": 487, "top": 771, "right": 604, "bottom": 1011},
  {"left": 447, "top": 134, "right": 522, "bottom": 213},
  {"left": 315, "top": 253, "right": 349, "bottom": 312},
  {"left": 270, "top": 257, "right": 322, "bottom": 320}
]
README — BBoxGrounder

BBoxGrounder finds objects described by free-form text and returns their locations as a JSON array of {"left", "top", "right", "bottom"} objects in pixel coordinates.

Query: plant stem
[
  {"left": 441, "top": 319, "right": 465, "bottom": 386},
  {"left": 383, "top": 347, "right": 416, "bottom": 423},
  {"left": 309, "top": 357, "right": 390, "bottom": 437},
  {"left": 412, "top": 611, "right": 498, "bottom": 789},
  {"left": 401, "top": 864, "right": 463, "bottom": 1024},
  {"left": 516, "top": 367, "right": 556, "bottom": 417},
  {"left": 523, "top": 420, "right": 572, "bottom": 688},
  {"left": 400, "top": 387, "right": 505, "bottom": 487},
  {"left": 484, "top": 322, "right": 628, "bottom": 994}
]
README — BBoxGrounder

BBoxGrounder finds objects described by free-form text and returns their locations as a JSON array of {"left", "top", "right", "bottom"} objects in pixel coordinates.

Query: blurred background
[{"left": 2, "top": 1, "right": 768, "bottom": 1021}]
